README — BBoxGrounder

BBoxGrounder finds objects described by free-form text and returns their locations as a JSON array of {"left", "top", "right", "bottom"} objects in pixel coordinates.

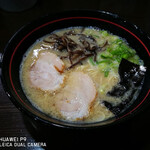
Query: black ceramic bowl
[{"left": 1, "top": 10, "right": 150, "bottom": 129}]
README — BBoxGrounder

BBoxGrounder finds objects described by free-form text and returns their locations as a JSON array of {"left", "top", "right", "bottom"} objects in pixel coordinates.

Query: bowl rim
[{"left": 1, "top": 10, "right": 150, "bottom": 129}]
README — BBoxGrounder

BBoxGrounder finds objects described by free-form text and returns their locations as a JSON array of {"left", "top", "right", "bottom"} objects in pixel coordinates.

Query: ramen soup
[{"left": 20, "top": 27, "right": 146, "bottom": 123}]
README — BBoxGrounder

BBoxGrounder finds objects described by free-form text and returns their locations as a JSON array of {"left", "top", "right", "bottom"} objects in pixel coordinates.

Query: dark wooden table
[{"left": 0, "top": 0, "right": 150, "bottom": 149}]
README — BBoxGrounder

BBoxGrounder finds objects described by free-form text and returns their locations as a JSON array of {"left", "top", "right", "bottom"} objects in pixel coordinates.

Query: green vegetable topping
[
  {"left": 91, "top": 34, "right": 100, "bottom": 38},
  {"left": 88, "top": 57, "right": 98, "bottom": 65},
  {"left": 100, "top": 30, "right": 109, "bottom": 37},
  {"left": 88, "top": 31, "right": 141, "bottom": 77}
]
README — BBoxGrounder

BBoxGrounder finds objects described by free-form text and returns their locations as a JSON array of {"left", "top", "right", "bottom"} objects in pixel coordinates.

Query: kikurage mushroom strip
[{"left": 43, "top": 30, "right": 108, "bottom": 69}]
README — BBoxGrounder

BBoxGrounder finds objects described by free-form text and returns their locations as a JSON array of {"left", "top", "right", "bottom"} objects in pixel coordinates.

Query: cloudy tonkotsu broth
[{"left": 20, "top": 27, "right": 145, "bottom": 123}]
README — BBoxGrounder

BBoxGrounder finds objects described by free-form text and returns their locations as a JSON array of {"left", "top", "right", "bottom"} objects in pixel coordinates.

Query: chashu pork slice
[
  {"left": 56, "top": 71, "right": 97, "bottom": 121},
  {"left": 30, "top": 52, "right": 65, "bottom": 91}
]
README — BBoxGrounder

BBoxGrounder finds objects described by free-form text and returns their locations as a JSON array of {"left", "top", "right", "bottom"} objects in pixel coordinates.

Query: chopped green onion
[
  {"left": 100, "top": 30, "right": 109, "bottom": 37},
  {"left": 88, "top": 57, "right": 98, "bottom": 66},
  {"left": 88, "top": 30, "right": 141, "bottom": 77},
  {"left": 98, "top": 59, "right": 112, "bottom": 64},
  {"left": 104, "top": 70, "right": 109, "bottom": 77},
  {"left": 91, "top": 34, "right": 100, "bottom": 38}
]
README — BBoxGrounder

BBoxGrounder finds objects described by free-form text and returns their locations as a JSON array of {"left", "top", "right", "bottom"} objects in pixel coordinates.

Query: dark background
[{"left": 0, "top": 0, "right": 150, "bottom": 150}]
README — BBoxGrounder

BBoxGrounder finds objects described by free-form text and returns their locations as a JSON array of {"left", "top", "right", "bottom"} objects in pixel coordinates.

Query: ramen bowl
[{"left": 1, "top": 10, "right": 150, "bottom": 129}]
